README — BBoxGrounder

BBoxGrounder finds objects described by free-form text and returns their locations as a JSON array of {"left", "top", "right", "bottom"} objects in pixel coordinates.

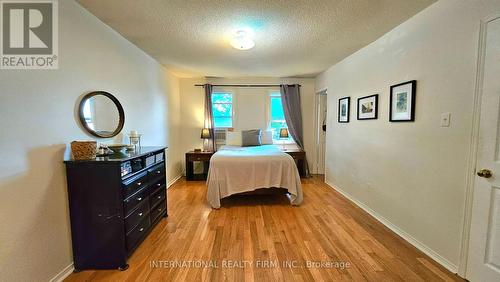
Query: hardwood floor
[{"left": 66, "top": 175, "right": 464, "bottom": 282}]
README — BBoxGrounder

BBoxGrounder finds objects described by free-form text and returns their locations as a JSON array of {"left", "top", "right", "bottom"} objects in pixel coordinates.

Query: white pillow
[
  {"left": 261, "top": 130, "right": 274, "bottom": 144},
  {"left": 226, "top": 131, "right": 242, "bottom": 146}
]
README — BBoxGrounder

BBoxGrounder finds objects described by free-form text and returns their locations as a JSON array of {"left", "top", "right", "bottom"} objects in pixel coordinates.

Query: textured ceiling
[{"left": 77, "top": 0, "right": 435, "bottom": 78}]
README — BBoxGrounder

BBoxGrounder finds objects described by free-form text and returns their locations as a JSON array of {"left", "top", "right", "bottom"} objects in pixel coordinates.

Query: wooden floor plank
[{"left": 65, "top": 175, "right": 464, "bottom": 282}]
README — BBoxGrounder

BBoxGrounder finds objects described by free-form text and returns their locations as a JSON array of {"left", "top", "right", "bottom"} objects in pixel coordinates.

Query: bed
[{"left": 206, "top": 144, "right": 303, "bottom": 208}]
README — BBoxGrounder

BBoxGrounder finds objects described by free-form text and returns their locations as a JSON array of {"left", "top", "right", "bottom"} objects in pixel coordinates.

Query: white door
[
  {"left": 467, "top": 16, "right": 500, "bottom": 282},
  {"left": 315, "top": 91, "right": 327, "bottom": 174}
]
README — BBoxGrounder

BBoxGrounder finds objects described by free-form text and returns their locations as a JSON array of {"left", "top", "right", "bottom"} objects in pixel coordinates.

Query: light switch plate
[{"left": 441, "top": 112, "right": 451, "bottom": 127}]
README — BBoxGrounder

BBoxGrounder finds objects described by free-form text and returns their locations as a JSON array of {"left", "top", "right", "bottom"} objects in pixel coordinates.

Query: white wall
[
  {"left": 0, "top": 1, "right": 182, "bottom": 281},
  {"left": 316, "top": 0, "right": 500, "bottom": 272},
  {"left": 179, "top": 77, "right": 318, "bottom": 173}
]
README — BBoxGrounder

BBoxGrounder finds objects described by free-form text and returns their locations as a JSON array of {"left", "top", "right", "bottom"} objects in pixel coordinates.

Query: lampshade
[
  {"left": 200, "top": 128, "right": 211, "bottom": 139},
  {"left": 279, "top": 128, "right": 289, "bottom": 138}
]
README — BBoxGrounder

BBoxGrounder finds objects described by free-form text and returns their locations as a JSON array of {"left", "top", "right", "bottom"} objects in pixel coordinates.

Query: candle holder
[{"left": 129, "top": 132, "right": 142, "bottom": 151}]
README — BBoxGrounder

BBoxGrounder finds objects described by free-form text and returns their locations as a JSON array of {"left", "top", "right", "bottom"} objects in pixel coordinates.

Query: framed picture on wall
[
  {"left": 390, "top": 80, "right": 416, "bottom": 122},
  {"left": 357, "top": 94, "right": 378, "bottom": 120},
  {"left": 338, "top": 97, "right": 350, "bottom": 123}
]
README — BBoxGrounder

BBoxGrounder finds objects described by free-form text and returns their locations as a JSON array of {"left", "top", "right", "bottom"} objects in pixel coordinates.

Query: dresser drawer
[
  {"left": 148, "top": 163, "right": 165, "bottom": 179},
  {"left": 123, "top": 188, "right": 148, "bottom": 217},
  {"left": 150, "top": 188, "right": 166, "bottom": 208},
  {"left": 123, "top": 172, "right": 148, "bottom": 198},
  {"left": 187, "top": 154, "right": 211, "bottom": 162},
  {"left": 284, "top": 151, "right": 305, "bottom": 159},
  {"left": 125, "top": 200, "right": 150, "bottom": 232},
  {"left": 150, "top": 201, "right": 166, "bottom": 221},
  {"left": 150, "top": 177, "right": 166, "bottom": 194},
  {"left": 126, "top": 216, "right": 151, "bottom": 251}
]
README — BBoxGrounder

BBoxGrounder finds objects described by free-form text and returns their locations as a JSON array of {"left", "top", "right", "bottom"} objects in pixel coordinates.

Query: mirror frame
[{"left": 78, "top": 91, "right": 125, "bottom": 138}]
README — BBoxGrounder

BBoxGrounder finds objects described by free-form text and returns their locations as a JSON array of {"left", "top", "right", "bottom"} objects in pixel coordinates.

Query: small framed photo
[
  {"left": 390, "top": 80, "right": 416, "bottom": 122},
  {"left": 357, "top": 94, "right": 378, "bottom": 120},
  {"left": 338, "top": 97, "right": 350, "bottom": 123}
]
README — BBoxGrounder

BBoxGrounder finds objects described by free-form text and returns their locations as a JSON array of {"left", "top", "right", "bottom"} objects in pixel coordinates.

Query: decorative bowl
[{"left": 107, "top": 144, "right": 128, "bottom": 152}]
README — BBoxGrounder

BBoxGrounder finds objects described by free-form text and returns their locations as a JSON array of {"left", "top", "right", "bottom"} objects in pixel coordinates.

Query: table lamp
[
  {"left": 279, "top": 128, "right": 289, "bottom": 151},
  {"left": 201, "top": 128, "right": 211, "bottom": 152}
]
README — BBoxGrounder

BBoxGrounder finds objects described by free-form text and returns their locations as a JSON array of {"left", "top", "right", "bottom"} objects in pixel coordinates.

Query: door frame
[
  {"left": 459, "top": 13, "right": 500, "bottom": 278},
  {"left": 314, "top": 89, "right": 327, "bottom": 175}
]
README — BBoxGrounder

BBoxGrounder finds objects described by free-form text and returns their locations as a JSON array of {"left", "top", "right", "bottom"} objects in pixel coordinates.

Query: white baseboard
[
  {"left": 168, "top": 174, "right": 182, "bottom": 189},
  {"left": 324, "top": 180, "right": 458, "bottom": 274},
  {"left": 50, "top": 263, "right": 74, "bottom": 282}
]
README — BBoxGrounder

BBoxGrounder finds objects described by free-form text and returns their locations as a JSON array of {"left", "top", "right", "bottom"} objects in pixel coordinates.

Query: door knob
[{"left": 477, "top": 169, "right": 493, "bottom": 178}]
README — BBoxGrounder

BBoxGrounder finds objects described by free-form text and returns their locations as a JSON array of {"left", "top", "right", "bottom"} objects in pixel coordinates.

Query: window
[
  {"left": 269, "top": 92, "right": 292, "bottom": 142},
  {"left": 82, "top": 99, "right": 95, "bottom": 130},
  {"left": 212, "top": 92, "right": 233, "bottom": 128}
]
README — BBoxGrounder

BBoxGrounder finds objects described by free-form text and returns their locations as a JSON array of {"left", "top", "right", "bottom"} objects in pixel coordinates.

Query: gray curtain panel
[
  {"left": 204, "top": 84, "right": 216, "bottom": 152},
  {"left": 280, "top": 84, "right": 310, "bottom": 176}
]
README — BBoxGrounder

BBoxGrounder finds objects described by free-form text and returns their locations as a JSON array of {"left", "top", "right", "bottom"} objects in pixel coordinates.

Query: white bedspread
[{"left": 206, "top": 145, "right": 303, "bottom": 208}]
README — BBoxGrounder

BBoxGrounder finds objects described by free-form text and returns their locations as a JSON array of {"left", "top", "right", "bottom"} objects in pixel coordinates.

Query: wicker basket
[{"left": 71, "top": 141, "right": 97, "bottom": 160}]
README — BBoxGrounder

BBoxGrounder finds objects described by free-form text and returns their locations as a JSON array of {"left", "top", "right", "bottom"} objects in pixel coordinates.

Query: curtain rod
[{"left": 194, "top": 84, "right": 301, "bottom": 88}]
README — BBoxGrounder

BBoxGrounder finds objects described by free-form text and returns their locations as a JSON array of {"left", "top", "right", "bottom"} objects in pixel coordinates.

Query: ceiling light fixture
[{"left": 230, "top": 30, "right": 255, "bottom": 50}]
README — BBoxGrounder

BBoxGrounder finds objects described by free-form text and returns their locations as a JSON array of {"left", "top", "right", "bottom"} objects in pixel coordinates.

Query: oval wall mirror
[{"left": 78, "top": 91, "right": 125, "bottom": 138}]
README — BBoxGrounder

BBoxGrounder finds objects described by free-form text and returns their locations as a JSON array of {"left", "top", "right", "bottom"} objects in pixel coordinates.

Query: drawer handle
[
  {"left": 137, "top": 182, "right": 142, "bottom": 186},
  {"left": 157, "top": 171, "right": 161, "bottom": 174},
  {"left": 138, "top": 212, "right": 143, "bottom": 216},
  {"left": 157, "top": 183, "right": 161, "bottom": 187},
  {"left": 137, "top": 197, "right": 142, "bottom": 201},
  {"left": 139, "top": 228, "right": 144, "bottom": 232},
  {"left": 158, "top": 208, "right": 163, "bottom": 212},
  {"left": 157, "top": 195, "right": 162, "bottom": 199}
]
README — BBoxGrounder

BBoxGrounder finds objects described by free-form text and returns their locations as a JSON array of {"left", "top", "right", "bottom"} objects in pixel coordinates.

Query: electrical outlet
[{"left": 441, "top": 112, "right": 451, "bottom": 127}]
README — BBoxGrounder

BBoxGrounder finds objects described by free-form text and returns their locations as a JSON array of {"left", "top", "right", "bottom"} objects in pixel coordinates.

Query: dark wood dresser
[{"left": 64, "top": 146, "right": 167, "bottom": 272}]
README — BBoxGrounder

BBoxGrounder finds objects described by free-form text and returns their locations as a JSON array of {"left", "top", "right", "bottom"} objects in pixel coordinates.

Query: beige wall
[
  {"left": 316, "top": 0, "right": 500, "bottom": 272},
  {"left": 179, "top": 77, "right": 318, "bottom": 173},
  {"left": 0, "top": 1, "right": 182, "bottom": 281}
]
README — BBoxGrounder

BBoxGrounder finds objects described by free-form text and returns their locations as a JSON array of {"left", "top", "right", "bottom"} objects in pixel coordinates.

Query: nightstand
[
  {"left": 185, "top": 151, "right": 214, "bottom": 181},
  {"left": 283, "top": 149, "right": 307, "bottom": 177}
]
